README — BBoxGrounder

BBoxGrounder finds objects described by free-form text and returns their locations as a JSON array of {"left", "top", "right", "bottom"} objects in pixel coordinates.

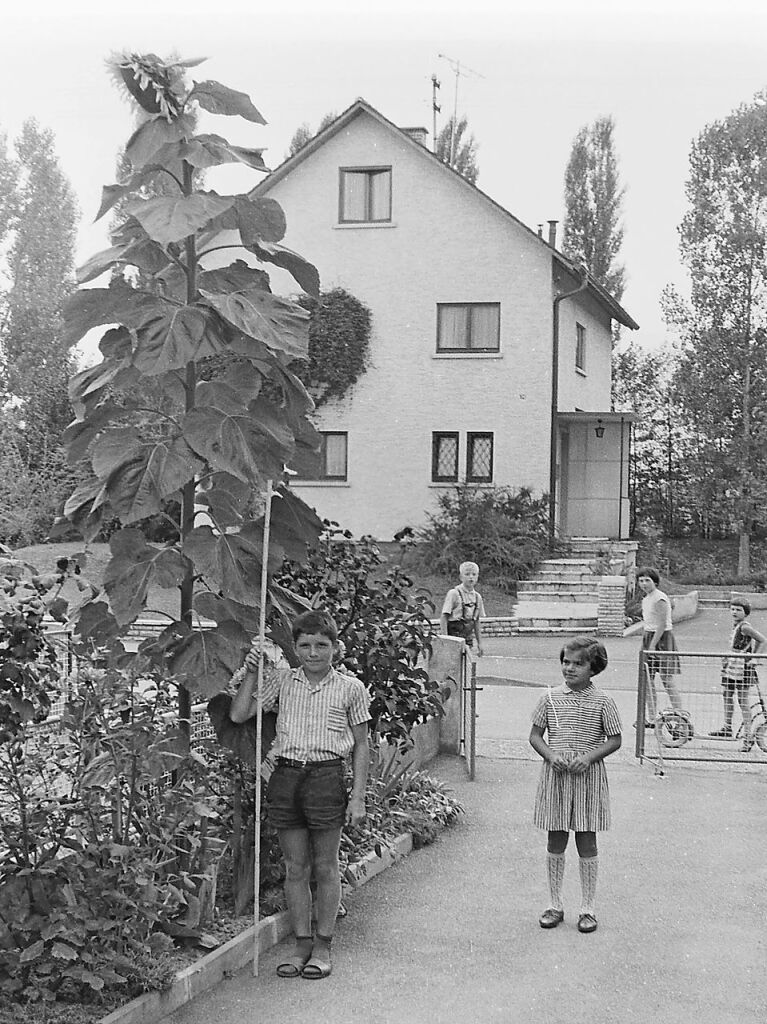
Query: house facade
[{"left": 247, "top": 101, "right": 638, "bottom": 540}]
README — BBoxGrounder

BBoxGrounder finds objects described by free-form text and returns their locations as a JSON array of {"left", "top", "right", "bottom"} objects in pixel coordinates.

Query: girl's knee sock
[
  {"left": 579, "top": 855, "right": 598, "bottom": 915},
  {"left": 546, "top": 852, "right": 566, "bottom": 911}
]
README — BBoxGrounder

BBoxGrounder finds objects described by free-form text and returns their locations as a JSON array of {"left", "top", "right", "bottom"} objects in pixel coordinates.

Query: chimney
[
  {"left": 537, "top": 224, "right": 544, "bottom": 238},
  {"left": 548, "top": 220, "right": 558, "bottom": 247},
  {"left": 402, "top": 126, "right": 429, "bottom": 146}
]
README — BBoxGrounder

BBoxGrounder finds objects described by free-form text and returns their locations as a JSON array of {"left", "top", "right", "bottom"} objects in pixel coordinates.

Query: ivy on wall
[{"left": 298, "top": 287, "right": 372, "bottom": 407}]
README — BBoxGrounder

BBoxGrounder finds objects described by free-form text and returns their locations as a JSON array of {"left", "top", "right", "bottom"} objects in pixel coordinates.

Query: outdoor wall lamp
[{"left": 594, "top": 419, "right": 605, "bottom": 438}]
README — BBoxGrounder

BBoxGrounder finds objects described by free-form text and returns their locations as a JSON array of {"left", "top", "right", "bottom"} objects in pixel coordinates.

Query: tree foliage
[
  {"left": 286, "top": 112, "right": 336, "bottom": 160},
  {"left": 667, "top": 94, "right": 767, "bottom": 571},
  {"left": 0, "top": 121, "right": 79, "bottom": 537},
  {"left": 59, "top": 52, "right": 325, "bottom": 739},
  {"left": 435, "top": 115, "right": 479, "bottom": 184},
  {"left": 562, "top": 115, "right": 625, "bottom": 301},
  {"left": 296, "top": 287, "right": 372, "bottom": 407}
]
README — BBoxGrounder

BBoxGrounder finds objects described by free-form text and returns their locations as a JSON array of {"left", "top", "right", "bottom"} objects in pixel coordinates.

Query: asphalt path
[{"left": 168, "top": 609, "right": 767, "bottom": 1024}]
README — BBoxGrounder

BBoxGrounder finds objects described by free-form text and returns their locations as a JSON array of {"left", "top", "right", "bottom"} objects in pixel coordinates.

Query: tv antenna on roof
[{"left": 438, "top": 53, "right": 485, "bottom": 163}]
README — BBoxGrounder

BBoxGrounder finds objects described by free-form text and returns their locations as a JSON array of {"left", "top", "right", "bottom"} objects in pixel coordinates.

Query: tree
[
  {"left": 562, "top": 115, "right": 625, "bottom": 301},
  {"left": 434, "top": 115, "right": 479, "bottom": 184},
  {"left": 60, "top": 52, "right": 325, "bottom": 743},
  {"left": 667, "top": 95, "right": 767, "bottom": 573},
  {"left": 286, "top": 112, "right": 336, "bottom": 159}
]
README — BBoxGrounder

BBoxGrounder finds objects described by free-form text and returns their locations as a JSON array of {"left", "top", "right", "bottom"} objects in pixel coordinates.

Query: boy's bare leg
[
  {"left": 278, "top": 828, "right": 313, "bottom": 937},
  {"left": 660, "top": 671, "right": 683, "bottom": 711},
  {"left": 310, "top": 827, "right": 342, "bottom": 936},
  {"left": 736, "top": 686, "right": 752, "bottom": 744}
]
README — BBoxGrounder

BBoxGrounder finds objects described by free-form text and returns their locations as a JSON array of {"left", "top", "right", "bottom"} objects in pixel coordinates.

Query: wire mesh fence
[{"left": 635, "top": 649, "right": 767, "bottom": 767}]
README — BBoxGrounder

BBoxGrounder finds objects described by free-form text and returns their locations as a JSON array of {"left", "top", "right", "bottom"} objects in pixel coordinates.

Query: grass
[{"left": 12, "top": 540, "right": 520, "bottom": 619}]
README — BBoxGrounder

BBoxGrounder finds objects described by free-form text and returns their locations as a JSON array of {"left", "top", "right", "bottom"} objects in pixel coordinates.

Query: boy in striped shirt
[{"left": 230, "top": 609, "right": 370, "bottom": 980}]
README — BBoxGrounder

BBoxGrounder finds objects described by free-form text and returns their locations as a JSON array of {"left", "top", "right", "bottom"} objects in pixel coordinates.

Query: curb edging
[{"left": 100, "top": 832, "right": 414, "bottom": 1024}]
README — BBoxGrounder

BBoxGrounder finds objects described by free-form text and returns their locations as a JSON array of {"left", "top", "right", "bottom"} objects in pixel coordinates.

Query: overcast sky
[{"left": 3, "top": 0, "right": 767, "bottom": 360}]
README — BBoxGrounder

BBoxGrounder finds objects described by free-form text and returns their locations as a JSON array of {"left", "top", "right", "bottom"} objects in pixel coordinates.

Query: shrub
[
  {"left": 414, "top": 484, "right": 557, "bottom": 591},
  {"left": 273, "top": 526, "right": 441, "bottom": 748}
]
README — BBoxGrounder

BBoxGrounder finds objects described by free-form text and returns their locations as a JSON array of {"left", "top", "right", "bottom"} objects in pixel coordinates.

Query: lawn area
[{"left": 12, "top": 540, "right": 520, "bottom": 620}]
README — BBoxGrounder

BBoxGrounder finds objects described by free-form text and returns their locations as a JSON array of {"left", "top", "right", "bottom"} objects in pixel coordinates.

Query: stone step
[
  {"left": 514, "top": 601, "right": 599, "bottom": 631},
  {"left": 542, "top": 558, "right": 596, "bottom": 568},
  {"left": 539, "top": 570, "right": 598, "bottom": 584},
  {"left": 518, "top": 579, "right": 597, "bottom": 595},
  {"left": 516, "top": 625, "right": 597, "bottom": 635},
  {"left": 516, "top": 590, "right": 598, "bottom": 603}
]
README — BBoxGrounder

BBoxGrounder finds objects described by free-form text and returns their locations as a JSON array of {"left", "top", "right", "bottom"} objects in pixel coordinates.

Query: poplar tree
[
  {"left": 435, "top": 115, "right": 479, "bottom": 184},
  {"left": 562, "top": 115, "right": 625, "bottom": 300},
  {"left": 669, "top": 94, "right": 767, "bottom": 574}
]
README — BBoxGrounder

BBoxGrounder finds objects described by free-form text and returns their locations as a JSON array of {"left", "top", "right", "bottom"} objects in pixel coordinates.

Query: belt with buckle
[{"left": 277, "top": 756, "right": 344, "bottom": 770}]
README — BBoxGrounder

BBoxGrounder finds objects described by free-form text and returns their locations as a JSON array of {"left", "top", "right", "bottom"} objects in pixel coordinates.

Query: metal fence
[{"left": 635, "top": 649, "right": 767, "bottom": 769}]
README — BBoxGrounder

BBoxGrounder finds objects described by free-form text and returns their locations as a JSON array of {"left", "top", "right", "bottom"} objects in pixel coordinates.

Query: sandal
[
  {"left": 276, "top": 953, "right": 311, "bottom": 978},
  {"left": 577, "top": 913, "right": 598, "bottom": 933},
  {"left": 302, "top": 954, "right": 332, "bottom": 980},
  {"left": 538, "top": 908, "right": 564, "bottom": 928}
]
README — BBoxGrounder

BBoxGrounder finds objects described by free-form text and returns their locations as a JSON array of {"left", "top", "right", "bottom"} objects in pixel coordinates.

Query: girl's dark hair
[
  {"left": 560, "top": 636, "right": 609, "bottom": 676},
  {"left": 731, "top": 597, "right": 751, "bottom": 616},
  {"left": 292, "top": 609, "right": 338, "bottom": 643},
  {"left": 636, "top": 566, "right": 660, "bottom": 585}
]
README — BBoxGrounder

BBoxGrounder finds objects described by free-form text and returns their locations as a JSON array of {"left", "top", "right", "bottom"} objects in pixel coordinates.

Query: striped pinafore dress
[{"left": 532, "top": 683, "right": 622, "bottom": 832}]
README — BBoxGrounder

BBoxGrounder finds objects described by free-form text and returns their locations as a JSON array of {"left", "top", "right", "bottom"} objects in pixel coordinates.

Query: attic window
[{"left": 339, "top": 167, "right": 391, "bottom": 223}]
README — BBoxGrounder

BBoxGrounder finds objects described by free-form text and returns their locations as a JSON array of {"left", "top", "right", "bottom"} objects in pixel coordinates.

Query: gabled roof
[{"left": 252, "top": 99, "right": 639, "bottom": 331}]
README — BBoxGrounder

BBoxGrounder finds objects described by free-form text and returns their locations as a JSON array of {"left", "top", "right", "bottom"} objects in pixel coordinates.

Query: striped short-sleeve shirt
[
  {"left": 532, "top": 683, "right": 622, "bottom": 752},
  {"left": 260, "top": 664, "right": 371, "bottom": 761}
]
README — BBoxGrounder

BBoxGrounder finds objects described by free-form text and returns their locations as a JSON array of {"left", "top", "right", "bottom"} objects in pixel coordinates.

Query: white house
[{"left": 248, "top": 100, "right": 638, "bottom": 540}]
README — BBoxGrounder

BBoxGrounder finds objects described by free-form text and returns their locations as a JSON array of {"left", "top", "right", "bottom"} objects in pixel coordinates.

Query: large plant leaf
[
  {"left": 94, "top": 432, "right": 203, "bottom": 524},
  {"left": 182, "top": 397, "right": 294, "bottom": 483},
  {"left": 103, "top": 529, "right": 188, "bottom": 625},
  {"left": 158, "top": 135, "right": 268, "bottom": 173},
  {"left": 63, "top": 403, "right": 125, "bottom": 464},
  {"left": 195, "top": 473, "right": 252, "bottom": 530},
  {"left": 72, "top": 600, "right": 122, "bottom": 646},
  {"left": 248, "top": 240, "right": 320, "bottom": 298},
  {"left": 194, "top": 592, "right": 260, "bottom": 631},
  {"left": 172, "top": 621, "right": 249, "bottom": 697},
  {"left": 268, "top": 487, "right": 324, "bottom": 561},
  {"left": 95, "top": 164, "right": 169, "bottom": 221},
  {"left": 199, "top": 286, "right": 309, "bottom": 361},
  {"left": 131, "top": 300, "right": 225, "bottom": 376},
  {"left": 197, "top": 260, "right": 270, "bottom": 296},
  {"left": 124, "top": 193, "right": 236, "bottom": 246},
  {"left": 190, "top": 81, "right": 266, "bottom": 124},
  {"left": 62, "top": 281, "right": 155, "bottom": 349},
  {"left": 183, "top": 523, "right": 284, "bottom": 605},
  {"left": 76, "top": 245, "right": 131, "bottom": 285},
  {"left": 63, "top": 477, "right": 110, "bottom": 542},
  {"left": 125, "top": 113, "right": 196, "bottom": 170}
]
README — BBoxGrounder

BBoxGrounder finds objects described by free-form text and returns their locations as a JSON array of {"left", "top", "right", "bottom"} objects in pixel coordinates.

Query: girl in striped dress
[{"left": 529, "top": 636, "right": 622, "bottom": 934}]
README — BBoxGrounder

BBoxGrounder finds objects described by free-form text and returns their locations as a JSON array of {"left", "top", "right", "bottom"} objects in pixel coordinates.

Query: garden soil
[{"left": 167, "top": 610, "right": 767, "bottom": 1024}]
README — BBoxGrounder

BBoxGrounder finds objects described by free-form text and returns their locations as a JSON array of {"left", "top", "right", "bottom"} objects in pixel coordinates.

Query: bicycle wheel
[
  {"left": 754, "top": 723, "right": 767, "bottom": 753},
  {"left": 656, "top": 709, "right": 694, "bottom": 747}
]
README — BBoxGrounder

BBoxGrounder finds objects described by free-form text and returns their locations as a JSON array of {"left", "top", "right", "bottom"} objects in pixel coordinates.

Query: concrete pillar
[
  {"left": 597, "top": 575, "right": 626, "bottom": 637},
  {"left": 428, "top": 635, "right": 465, "bottom": 754}
]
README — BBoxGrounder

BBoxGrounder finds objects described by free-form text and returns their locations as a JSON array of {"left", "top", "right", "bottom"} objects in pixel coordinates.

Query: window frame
[
  {"left": 575, "top": 321, "right": 586, "bottom": 372},
  {"left": 466, "top": 431, "right": 494, "bottom": 484},
  {"left": 431, "top": 431, "right": 460, "bottom": 483},
  {"left": 338, "top": 166, "right": 392, "bottom": 224},
  {"left": 436, "top": 302, "right": 501, "bottom": 353},
  {"left": 293, "top": 430, "right": 348, "bottom": 482}
]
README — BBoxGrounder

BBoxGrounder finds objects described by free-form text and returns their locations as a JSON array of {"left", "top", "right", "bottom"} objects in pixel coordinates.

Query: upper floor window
[
  {"left": 295, "top": 431, "right": 348, "bottom": 481},
  {"left": 339, "top": 167, "right": 392, "bottom": 223},
  {"left": 575, "top": 322, "right": 586, "bottom": 371},
  {"left": 436, "top": 303, "right": 500, "bottom": 353},
  {"left": 432, "top": 432, "right": 459, "bottom": 483},
  {"left": 466, "top": 432, "right": 494, "bottom": 483}
]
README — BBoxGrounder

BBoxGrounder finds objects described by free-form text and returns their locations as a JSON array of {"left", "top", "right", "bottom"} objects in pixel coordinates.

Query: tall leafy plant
[{"left": 59, "top": 53, "right": 324, "bottom": 737}]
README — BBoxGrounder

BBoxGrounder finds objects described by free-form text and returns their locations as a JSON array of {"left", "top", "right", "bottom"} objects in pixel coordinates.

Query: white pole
[{"left": 253, "top": 479, "right": 274, "bottom": 976}]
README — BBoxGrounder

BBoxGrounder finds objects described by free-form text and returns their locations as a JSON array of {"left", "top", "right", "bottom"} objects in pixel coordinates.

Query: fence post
[
  {"left": 428, "top": 635, "right": 464, "bottom": 755},
  {"left": 597, "top": 575, "right": 626, "bottom": 637}
]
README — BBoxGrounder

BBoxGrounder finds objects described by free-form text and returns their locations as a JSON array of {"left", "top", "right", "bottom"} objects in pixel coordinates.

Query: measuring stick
[{"left": 253, "top": 480, "right": 274, "bottom": 976}]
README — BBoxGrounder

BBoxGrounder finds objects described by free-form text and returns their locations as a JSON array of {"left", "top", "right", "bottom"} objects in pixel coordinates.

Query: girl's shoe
[
  {"left": 740, "top": 739, "right": 754, "bottom": 753},
  {"left": 538, "top": 908, "right": 564, "bottom": 928},
  {"left": 577, "top": 913, "right": 598, "bottom": 933},
  {"left": 708, "top": 726, "right": 732, "bottom": 738}
]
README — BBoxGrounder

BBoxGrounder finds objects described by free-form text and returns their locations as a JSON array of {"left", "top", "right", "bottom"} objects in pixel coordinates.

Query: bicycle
[{"left": 644, "top": 662, "right": 695, "bottom": 749}]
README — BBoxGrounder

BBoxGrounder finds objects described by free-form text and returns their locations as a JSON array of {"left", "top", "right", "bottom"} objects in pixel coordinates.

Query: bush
[
  {"left": 414, "top": 485, "right": 558, "bottom": 592},
  {"left": 273, "top": 526, "right": 441, "bottom": 748},
  {"left": 0, "top": 659, "right": 228, "bottom": 1005}
]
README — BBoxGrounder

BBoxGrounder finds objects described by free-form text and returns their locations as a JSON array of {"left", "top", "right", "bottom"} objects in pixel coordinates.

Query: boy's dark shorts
[{"left": 266, "top": 761, "right": 347, "bottom": 831}]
